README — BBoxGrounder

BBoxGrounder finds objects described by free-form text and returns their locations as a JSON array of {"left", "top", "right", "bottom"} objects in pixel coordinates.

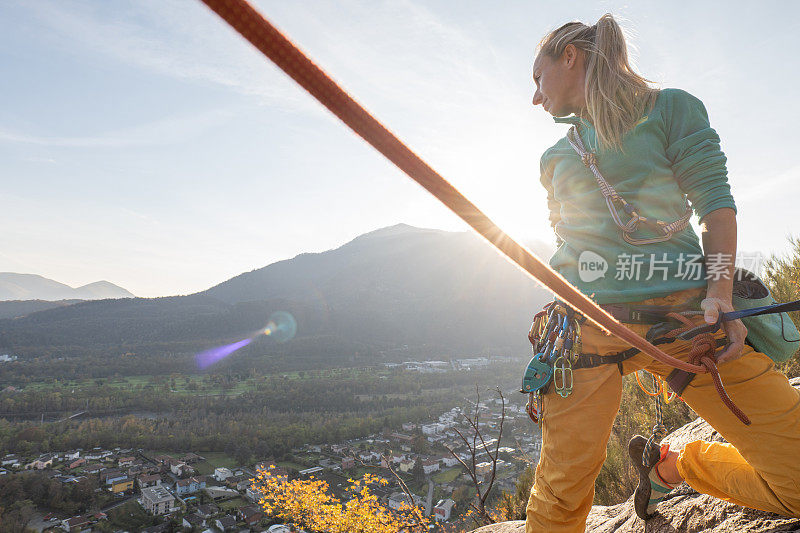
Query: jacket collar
[{"left": 553, "top": 115, "right": 592, "bottom": 128}]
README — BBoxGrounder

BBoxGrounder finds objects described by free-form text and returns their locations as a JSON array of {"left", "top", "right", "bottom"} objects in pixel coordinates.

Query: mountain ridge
[
  {"left": 0, "top": 272, "right": 134, "bottom": 301},
  {"left": 0, "top": 224, "right": 555, "bottom": 359}
]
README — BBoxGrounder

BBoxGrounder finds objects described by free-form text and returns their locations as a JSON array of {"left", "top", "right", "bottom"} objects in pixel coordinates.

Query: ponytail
[{"left": 537, "top": 14, "right": 658, "bottom": 151}]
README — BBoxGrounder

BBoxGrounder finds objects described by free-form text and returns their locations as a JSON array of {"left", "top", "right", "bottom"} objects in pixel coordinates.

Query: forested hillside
[{"left": 0, "top": 225, "right": 553, "bottom": 364}]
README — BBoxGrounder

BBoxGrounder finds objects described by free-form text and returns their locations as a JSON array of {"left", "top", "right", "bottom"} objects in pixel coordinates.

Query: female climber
[{"left": 526, "top": 13, "right": 800, "bottom": 532}]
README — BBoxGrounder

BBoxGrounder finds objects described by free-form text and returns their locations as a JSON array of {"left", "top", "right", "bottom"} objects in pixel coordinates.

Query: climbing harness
[
  {"left": 521, "top": 295, "right": 799, "bottom": 430},
  {"left": 521, "top": 298, "right": 728, "bottom": 426},
  {"left": 566, "top": 126, "right": 693, "bottom": 245}
]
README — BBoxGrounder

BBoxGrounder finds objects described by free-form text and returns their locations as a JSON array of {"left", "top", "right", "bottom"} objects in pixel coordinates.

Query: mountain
[
  {"left": 0, "top": 300, "right": 83, "bottom": 320},
  {"left": 0, "top": 273, "right": 134, "bottom": 301},
  {"left": 0, "top": 225, "right": 555, "bottom": 359}
]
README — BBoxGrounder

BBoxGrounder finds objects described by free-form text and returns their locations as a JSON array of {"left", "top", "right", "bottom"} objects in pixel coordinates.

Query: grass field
[
  {"left": 219, "top": 497, "right": 247, "bottom": 510},
  {"left": 276, "top": 461, "right": 307, "bottom": 472},
  {"left": 432, "top": 467, "right": 461, "bottom": 484},
  {"left": 106, "top": 500, "right": 156, "bottom": 530},
  {"left": 193, "top": 451, "right": 239, "bottom": 475}
]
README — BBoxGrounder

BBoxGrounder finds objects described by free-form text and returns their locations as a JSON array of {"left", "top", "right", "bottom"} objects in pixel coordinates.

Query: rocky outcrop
[{"left": 471, "top": 378, "right": 800, "bottom": 533}]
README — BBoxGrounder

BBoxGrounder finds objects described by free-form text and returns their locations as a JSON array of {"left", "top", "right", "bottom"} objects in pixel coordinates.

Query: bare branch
[{"left": 359, "top": 454, "right": 427, "bottom": 528}]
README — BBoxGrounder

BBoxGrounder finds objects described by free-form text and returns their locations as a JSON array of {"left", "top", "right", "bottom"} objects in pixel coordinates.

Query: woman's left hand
[{"left": 700, "top": 297, "right": 748, "bottom": 365}]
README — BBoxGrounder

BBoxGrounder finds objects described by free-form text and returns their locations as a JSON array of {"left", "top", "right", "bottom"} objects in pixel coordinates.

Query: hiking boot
[{"left": 628, "top": 435, "right": 679, "bottom": 520}]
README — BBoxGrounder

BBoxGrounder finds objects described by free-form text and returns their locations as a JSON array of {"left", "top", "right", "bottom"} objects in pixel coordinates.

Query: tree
[
  {"left": 444, "top": 386, "right": 506, "bottom": 527},
  {"left": 411, "top": 459, "right": 425, "bottom": 484},
  {"left": 496, "top": 465, "right": 534, "bottom": 521},
  {"left": 763, "top": 235, "right": 800, "bottom": 377},
  {"left": 0, "top": 499, "right": 35, "bottom": 533},
  {"left": 252, "top": 467, "right": 429, "bottom": 533}
]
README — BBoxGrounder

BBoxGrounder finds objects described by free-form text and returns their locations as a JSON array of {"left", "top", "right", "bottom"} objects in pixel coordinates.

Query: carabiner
[{"left": 553, "top": 356, "right": 574, "bottom": 398}]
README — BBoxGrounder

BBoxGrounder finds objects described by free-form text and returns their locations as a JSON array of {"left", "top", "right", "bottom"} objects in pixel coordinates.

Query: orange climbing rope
[{"left": 197, "top": 0, "right": 710, "bottom": 376}]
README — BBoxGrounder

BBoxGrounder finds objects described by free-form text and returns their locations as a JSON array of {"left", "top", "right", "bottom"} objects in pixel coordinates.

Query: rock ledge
[{"left": 470, "top": 378, "right": 800, "bottom": 532}]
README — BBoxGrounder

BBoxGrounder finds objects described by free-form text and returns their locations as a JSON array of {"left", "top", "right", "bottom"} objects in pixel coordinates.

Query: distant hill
[
  {"left": 0, "top": 273, "right": 134, "bottom": 301},
  {"left": 0, "top": 299, "right": 83, "bottom": 320},
  {"left": 0, "top": 225, "right": 555, "bottom": 358}
]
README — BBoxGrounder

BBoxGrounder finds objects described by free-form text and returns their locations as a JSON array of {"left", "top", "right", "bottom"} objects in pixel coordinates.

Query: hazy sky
[{"left": 2, "top": 0, "right": 799, "bottom": 297}]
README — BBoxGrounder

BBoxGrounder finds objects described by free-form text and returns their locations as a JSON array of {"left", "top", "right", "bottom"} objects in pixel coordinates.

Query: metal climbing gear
[
  {"left": 641, "top": 371, "right": 669, "bottom": 468},
  {"left": 522, "top": 302, "right": 585, "bottom": 422},
  {"left": 553, "top": 356, "right": 573, "bottom": 398},
  {"left": 566, "top": 126, "right": 693, "bottom": 246}
]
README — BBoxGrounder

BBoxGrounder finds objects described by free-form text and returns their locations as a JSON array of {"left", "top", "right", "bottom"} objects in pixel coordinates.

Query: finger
[
  {"left": 724, "top": 321, "right": 748, "bottom": 344},
  {"left": 715, "top": 341, "right": 744, "bottom": 365},
  {"left": 700, "top": 299, "right": 719, "bottom": 325}
]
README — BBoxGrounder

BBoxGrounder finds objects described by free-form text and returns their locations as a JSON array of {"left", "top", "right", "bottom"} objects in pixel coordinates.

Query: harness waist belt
[{"left": 600, "top": 299, "right": 703, "bottom": 324}]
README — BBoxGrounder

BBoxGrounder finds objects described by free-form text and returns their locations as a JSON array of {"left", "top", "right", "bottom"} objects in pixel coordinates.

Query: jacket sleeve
[
  {"left": 540, "top": 151, "right": 564, "bottom": 246},
  {"left": 664, "top": 89, "right": 737, "bottom": 223}
]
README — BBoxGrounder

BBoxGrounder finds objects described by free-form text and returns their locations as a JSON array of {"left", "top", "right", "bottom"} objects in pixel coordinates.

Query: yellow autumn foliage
[{"left": 253, "top": 466, "right": 430, "bottom": 533}]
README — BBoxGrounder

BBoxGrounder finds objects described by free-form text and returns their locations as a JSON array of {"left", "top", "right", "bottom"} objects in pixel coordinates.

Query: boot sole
[{"left": 628, "top": 434, "right": 660, "bottom": 520}]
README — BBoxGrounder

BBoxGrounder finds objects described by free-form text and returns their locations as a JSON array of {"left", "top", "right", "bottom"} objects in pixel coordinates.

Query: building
[
  {"left": 118, "top": 456, "right": 135, "bottom": 467},
  {"left": 341, "top": 456, "right": 355, "bottom": 470},
  {"left": 64, "top": 450, "right": 80, "bottom": 460},
  {"left": 61, "top": 513, "right": 106, "bottom": 532},
  {"left": 298, "top": 466, "right": 323, "bottom": 477},
  {"left": 398, "top": 459, "right": 415, "bottom": 473},
  {"left": 1, "top": 455, "right": 20, "bottom": 468},
  {"left": 141, "top": 485, "right": 175, "bottom": 515},
  {"left": 138, "top": 473, "right": 162, "bottom": 488},
  {"left": 245, "top": 486, "right": 260, "bottom": 502},
  {"left": 215, "top": 515, "right": 237, "bottom": 531},
  {"left": 182, "top": 513, "right": 205, "bottom": 529},
  {"left": 389, "top": 432, "right": 414, "bottom": 443},
  {"left": 440, "top": 456, "right": 459, "bottom": 467},
  {"left": 422, "top": 459, "right": 440, "bottom": 474},
  {"left": 205, "top": 486, "right": 239, "bottom": 501},
  {"left": 105, "top": 473, "right": 128, "bottom": 486},
  {"left": 475, "top": 462, "right": 492, "bottom": 476},
  {"left": 238, "top": 505, "right": 264, "bottom": 526},
  {"left": 27, "top": 454, "right": 56, "bottom": 470},
  {"left": 69, "top": 458, "right": 86, "bottom": 469},
  {"left": 433, "top": 498, "right": 455, "bottom": 521},
  {"left": 196, "top": 503, "right": 219, "bottom": 518},
  {"left": 388, "top": 492, "right": 421, "bottom": 510},
  {"left": 181, "top": 452, "right": 204, "bottom": 463},
  {"left": 111, "top": 477, "right": 134, "bottom": 494},
  {"left": 62, "top": 516, "right": 91, "bottom": 532},
  {"left": 175, "top": 476, "right": 206, "bottom": 495},
  {"left": 214, "top": 467, "right": 233, "bottom": 482},
  {"left": 170, "top": 460, "right": 193, "bottom": 476}
]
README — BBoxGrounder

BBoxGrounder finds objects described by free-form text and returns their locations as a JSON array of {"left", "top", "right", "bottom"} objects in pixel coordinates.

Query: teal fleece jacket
[{"left": 540, "top": 88, "right": 737, "bottom": 304}]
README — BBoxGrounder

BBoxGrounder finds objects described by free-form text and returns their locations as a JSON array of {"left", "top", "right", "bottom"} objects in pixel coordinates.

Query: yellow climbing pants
[{"left": 525, "top": 286, "right": 800, "bottom": 532}]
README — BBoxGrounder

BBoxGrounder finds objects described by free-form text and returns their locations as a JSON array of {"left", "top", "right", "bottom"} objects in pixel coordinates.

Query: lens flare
[
  {"left": 194, "top": 311, "right": 298, "bottom": 369},
  {"left": 195, "top": 338, "right": 253, "bottom": 369},
  {"left": 266, "top": 311, "right": 297, "bottom": 343}
]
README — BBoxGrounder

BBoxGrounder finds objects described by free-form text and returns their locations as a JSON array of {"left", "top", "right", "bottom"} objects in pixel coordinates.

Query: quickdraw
[{"left": 522, "top": 302, "right": 585, "bottom": 425}]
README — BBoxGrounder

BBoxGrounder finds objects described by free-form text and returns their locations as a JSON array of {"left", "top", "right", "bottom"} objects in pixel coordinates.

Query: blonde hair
[{"left": 537, "top": 14, "right": 658, "bottom": 151}]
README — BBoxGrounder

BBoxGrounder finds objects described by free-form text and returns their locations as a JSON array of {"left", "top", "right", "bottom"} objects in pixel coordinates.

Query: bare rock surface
[{"left": 470, "top": 378, "right": 800, "bottom": 532}]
